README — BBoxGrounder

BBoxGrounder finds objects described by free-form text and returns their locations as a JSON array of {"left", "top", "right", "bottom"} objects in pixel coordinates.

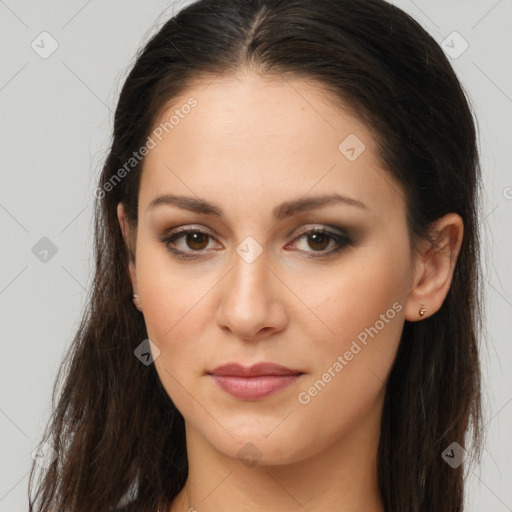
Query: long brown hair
[{"left": 28, "top": 1, "right": 484, "bottom": 510}]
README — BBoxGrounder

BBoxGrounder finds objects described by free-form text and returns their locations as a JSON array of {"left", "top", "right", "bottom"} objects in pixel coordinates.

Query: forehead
[
  {"left": 150, "top": 71, "right": 369, "bottom": 155},
  {"left": 139, "top": 72, "right": 406, "bottom": 223}
]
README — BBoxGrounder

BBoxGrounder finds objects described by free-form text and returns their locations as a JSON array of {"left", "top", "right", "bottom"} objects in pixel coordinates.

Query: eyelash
[{"left": 159, "top": 226, "right": 352, "bottom": 261}]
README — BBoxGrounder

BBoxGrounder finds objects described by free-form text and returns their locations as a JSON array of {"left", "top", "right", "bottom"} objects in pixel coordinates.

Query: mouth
[{"left": 207, "top": 362, "right": 305, "bottom": 401}]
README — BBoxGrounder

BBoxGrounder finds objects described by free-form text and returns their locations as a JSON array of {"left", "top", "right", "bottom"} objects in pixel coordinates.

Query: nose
[{"left": 215, "top": 250, "right": 288, "bottom": 342}]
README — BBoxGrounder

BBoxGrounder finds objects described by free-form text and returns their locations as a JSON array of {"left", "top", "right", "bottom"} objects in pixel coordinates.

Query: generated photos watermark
[
  {"left": 297, "top": 301, "right": 403, "bottom": 405},
  {"left": 94, "top": 97, "right": 198, "bottom": 199}
]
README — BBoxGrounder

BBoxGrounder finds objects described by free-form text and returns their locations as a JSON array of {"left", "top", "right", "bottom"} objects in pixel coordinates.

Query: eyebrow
[{"left": 147, "top": 192, "right": 367, "bottom": 221}]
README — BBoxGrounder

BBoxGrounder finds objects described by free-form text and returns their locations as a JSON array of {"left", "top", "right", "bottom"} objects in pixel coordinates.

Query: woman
[{"left": 28, "top": 0, "right": 484, "bottom": 511}]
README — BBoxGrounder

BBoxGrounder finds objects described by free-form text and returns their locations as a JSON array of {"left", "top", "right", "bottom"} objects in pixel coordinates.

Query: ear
[
  {"left": 117, "top": 202, "right": 143, "bottom": 312},
  {"left": 404, "top": 213, "right": 464, "bottom": 321}
]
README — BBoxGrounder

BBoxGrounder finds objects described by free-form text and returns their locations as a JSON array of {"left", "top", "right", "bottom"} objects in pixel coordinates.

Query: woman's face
[{"left": 120, "top": 71, "right": 417, "bottom": 466}]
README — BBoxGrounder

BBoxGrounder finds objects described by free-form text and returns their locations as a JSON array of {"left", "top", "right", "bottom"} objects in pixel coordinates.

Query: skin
[{"left": 117, "top": 69, "right": 463, "bottom": 512}]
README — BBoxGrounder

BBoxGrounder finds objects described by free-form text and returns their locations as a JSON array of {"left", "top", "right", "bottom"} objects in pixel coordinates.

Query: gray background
[{"left": 1, "top": 1, "right": 511, "bottom": 511}]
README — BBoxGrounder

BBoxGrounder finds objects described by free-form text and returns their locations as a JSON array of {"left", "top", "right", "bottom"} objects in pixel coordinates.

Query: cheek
[
  {"left": 135, "top": 238, "right": 211, "bottom": 336},
  {"left": 298, "top": 242, "right": 408, "bottom": 353},
  {"left": 137, "top": 259, "right": 211, "bottom": 414},
  {"left": 299, "top": 278, "right": 404, "bottom": 408},
  {"left": 293, "top": 243, "right": 408, "bottom": 407},
  {"left": 135, "top": 245, "right": 203, "bottom": 358}
]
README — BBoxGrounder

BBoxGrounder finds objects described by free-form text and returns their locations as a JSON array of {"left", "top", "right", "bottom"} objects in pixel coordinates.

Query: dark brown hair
[{"left": 29, "top": 0, "right": 484, "bottom": 511}]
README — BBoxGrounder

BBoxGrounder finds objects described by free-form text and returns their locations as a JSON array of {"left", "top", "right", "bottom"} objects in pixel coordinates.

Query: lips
[
  {"left": 209, "top": 362, "right": 303, "bottom": 377},
  {"left": 208, "top": 362, "right": 304, "bottom": 400}
]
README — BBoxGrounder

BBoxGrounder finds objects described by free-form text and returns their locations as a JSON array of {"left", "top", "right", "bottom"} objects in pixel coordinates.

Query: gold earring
[{"left": 419, "top": 305, "right": 427, "bottom": 317}]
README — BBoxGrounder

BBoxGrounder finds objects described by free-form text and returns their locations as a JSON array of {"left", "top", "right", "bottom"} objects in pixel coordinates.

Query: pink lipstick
[{"left": 208, "top": 362, "right": 304, "bottom": 400}]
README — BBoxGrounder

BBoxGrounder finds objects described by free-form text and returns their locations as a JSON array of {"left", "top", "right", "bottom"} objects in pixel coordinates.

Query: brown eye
[
  {"left": 306, "top": 232, "right": 331, "bottom": 251},
  {"left": 287, "top": 227, "right": 351, "bottom": 258},
  {"left": 184, "top": 232, "right": 209, "bottom": 250},
  {"left": 160, "top": 228, "right": 220, "bottom": 260}
]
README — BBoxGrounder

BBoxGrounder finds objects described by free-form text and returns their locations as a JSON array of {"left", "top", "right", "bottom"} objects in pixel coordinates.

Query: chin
[{"left": 205, "top": 424, "right": 320, "bottom": 468}]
